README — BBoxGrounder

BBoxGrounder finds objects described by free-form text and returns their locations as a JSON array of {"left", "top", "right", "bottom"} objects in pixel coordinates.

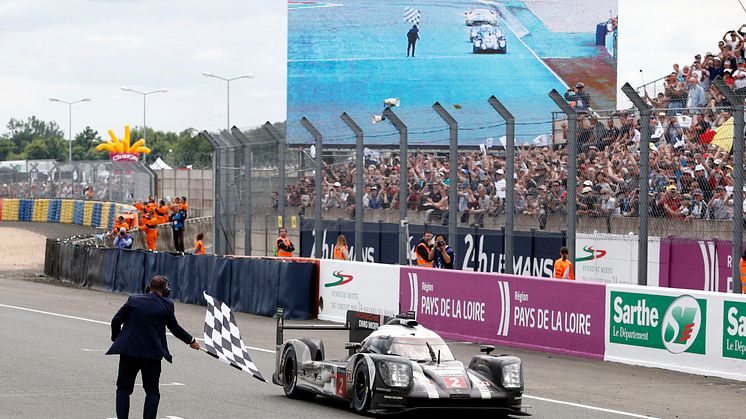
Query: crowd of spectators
[
  {"left": 279, "top": 28, "right": 746, "bottom": 227},
  {"left": 0, "top": 180, "right": 125, "bottom": 201}
]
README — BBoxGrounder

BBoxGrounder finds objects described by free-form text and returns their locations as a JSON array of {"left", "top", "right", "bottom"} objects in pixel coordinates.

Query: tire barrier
[
  {"left": 0, "top": 198, "right": 135, "bottom": 230},
  {"left": 44, "top": 240, "right": 317, "bottom": 320}
]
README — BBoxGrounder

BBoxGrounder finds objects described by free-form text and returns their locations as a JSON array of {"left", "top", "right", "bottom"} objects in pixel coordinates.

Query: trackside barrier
[
  {"left": 0, "top": 198, "right": 135, "bottom": 230},
  {"left": 317, "top": 260, "right": 400, "bottom": 323},
  {"left": 605, "top": 284, "right": 746, "bottom": 381},
  {"left": 301, "top": 218, "right": 564, "bottom": 276},
  {"left": 575, "top": 233, "right": 661, "bottom": 286},
  {"left": 658, "top": 238, "right": 739, "bottom": 293},
  {"left": 43, "top": 241, "right": 317, "bottom": 320},
  {"left": 400, "top": 267, "right": 607, "bottom": 360}
]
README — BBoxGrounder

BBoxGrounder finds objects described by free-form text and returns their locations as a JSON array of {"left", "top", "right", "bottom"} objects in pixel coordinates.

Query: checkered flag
[
  {"left": 202, "top": 291, "right": 265, "bottom": 382},
  {"left": 404, "top": 7, "right": 420, "bottom": 25}
]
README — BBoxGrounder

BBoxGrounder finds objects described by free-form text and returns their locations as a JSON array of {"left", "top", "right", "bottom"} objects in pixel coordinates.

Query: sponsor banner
[
  {"left": 317, "top": 259, "right": 399, "bottom": 323},
  {"left": 605, "top": 284, "right": 746, "bottom": 380},
  {"left": 110, "top": 152, "right": 139, "bottom": 162},
  {"left": 400, "top": 267, "right": 606, "bottom": 359},
  {"left": 659, "top": 238, "right": 734, "bottom": 292},
  {"left": 301, "top": 219, "right": 564, "bottom": 277},
  {"left": 576, "top": 233, "right": 660, "bottom": 286}
]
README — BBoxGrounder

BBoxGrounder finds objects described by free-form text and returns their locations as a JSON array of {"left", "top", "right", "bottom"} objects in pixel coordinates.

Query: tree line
[{"left": 0, "top": 117, "right": 286, "bottom": 169}]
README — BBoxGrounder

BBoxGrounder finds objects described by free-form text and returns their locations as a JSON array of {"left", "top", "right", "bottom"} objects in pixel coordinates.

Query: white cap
[
  {"left": 582, "top": 186, "right": 593, "bottom": 193},
  {"left": 583, "top": 180, "right": 593, "bottom": 186},
  {"left": 333, "top": 181, "right": 341, "bottom": 187},
  {"left": 714, "top": 159, "right": 722, "bottom": 165},
  {"left": 496, "top": 169, "right": 504, "bottom": 175},
  {"left": 695, "top": 164, "right": 706, "bottom": 171}
]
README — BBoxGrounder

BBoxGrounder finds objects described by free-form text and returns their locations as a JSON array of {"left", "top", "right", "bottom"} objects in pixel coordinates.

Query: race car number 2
[{"left": 443, "top": 376, "right": 467, "bottom": 389}]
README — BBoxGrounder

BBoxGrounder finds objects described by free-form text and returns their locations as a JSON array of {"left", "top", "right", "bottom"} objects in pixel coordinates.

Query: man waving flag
[{"left": 202, "top": 291, "right": 265, "bottom": 382}]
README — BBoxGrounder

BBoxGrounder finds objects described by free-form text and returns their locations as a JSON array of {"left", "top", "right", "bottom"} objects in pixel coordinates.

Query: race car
[
  {"left": 472, "top": 24, "right": 508, "bottom": 54},
  {"left": 464, "top": 8, "right": 498, "bottom": 27},
  {"left": 272, "top": 310, "right": 529, "bottom": 415}
]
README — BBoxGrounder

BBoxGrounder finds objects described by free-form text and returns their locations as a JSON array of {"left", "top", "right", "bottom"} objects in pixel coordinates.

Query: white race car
[
  {"left": 465, "top": 8, "right": 498, "bottom": 27},
  {"left": 472, "top": 24, "right": 508, "bottom": 54}
]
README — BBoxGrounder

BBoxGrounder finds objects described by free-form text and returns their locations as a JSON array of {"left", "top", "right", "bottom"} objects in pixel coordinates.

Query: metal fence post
[
  {"left": 713, "top": 78, "right": 745, "bottom": 293},
  {"left": 621, "top": 83, "right": 651, "bottom": 286},
  {"left": 548, "top": 90, "right": 577, "bottom": 267},
  {"left": 231, "top": 127, "right": 253, "bottom": 256},
  {"left": 341, "top": 112, "right": 365, "bottom": 262},
  {"left": 382, "top": 107, "right": 408, "bottom": 266},
  {"left": 200, "top": 131, "right": 224, "bottom": 254},
  {"left": 488, "top": 96, "right": 515, "bottom": 275},
  {"left": 263, "top": 122, "right": 286, "bottom": 229},
  {"left": 301, "top": 117, "right": 324, "bottom": 259},
  {"left": 432, "top": 102, "right": 458, "bottom": 261}
]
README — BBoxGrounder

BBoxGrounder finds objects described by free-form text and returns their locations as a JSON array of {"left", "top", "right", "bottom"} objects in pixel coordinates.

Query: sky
[
  {"left": 618, "top": 0, "right": 746, "bottom": 106},
  {"left": 0, "top": 0, "right": 287, "bottom": 139}
]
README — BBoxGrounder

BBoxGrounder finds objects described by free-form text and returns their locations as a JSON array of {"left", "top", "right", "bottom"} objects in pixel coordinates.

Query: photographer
[
  {"left": 114, "top": 228, "right": 133, "bottom": 250},
  {"left": 428, "top": 234, "right": 455, "bottom": 269}
]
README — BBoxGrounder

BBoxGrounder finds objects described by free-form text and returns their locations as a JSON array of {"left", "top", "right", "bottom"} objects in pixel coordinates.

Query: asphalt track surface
[{"left": 1, "top": 276, "right": 743, "bottom": 419}]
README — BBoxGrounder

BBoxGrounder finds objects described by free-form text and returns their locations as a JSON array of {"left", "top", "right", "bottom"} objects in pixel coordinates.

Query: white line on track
[
  {"left": 289, "top": 55, "right": 491, "bottom": 63},
  {"left": 523, "top": 395, "right": 658, "bottom": 418},
  {"left": 1, "top": 303, "right": 653, "bottom": 418}
]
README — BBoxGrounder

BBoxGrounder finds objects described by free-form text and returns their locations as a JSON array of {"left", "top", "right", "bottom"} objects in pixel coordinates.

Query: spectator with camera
[
  {"left": 428, "top": 234, "right": 455, "bottom": 269},
  {"left": 114, "top": 227, "right": 134, "bottom": 250}
]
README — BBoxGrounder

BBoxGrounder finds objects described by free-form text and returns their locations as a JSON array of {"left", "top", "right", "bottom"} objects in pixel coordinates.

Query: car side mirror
[
  {"left": 345, "top": 342, "right": 362, "bottom": 351},
  {"left": 480, "top": 345, "right": 495, "bottom": 355}
]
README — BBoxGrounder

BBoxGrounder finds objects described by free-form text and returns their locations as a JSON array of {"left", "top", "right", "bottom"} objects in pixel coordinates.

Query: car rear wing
[{"left": 275, "top": 307, "right": 398, "bottom": 350}]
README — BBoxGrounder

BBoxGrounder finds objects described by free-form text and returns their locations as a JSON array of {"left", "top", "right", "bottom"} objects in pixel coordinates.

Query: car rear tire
[
  {"left": 282, "top": 346, "right": 314, "bottom": 399},
  {"left": 352, "top": 361, "right": 371, "bottom": 414}
]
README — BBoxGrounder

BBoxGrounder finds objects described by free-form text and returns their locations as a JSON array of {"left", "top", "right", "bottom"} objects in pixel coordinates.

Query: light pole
[
  {"left": 48, "top": 97, "right": 92, "bottom": 162},
  {"left": 202, "top": 72, "right": 255, "bottom": 129},
  {"left": 121, "top": 87, "right": 168, "bottom": 159}
]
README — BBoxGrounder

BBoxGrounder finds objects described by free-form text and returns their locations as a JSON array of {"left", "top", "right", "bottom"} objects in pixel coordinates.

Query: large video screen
[{"left": 288, "top": 0, "right": 617, "bottom": 146}]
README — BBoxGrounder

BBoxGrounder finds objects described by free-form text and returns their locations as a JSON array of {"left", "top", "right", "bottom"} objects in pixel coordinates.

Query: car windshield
[{"left": 387, "top": 337, "right": 455, "bottom": 361}]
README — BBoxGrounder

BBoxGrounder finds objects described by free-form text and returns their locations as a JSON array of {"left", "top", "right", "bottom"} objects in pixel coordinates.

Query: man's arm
[
  {"left": 277, "top": 238, "right": 290, "bottom": 251},
  {"left": 441, "top": 247, "right": 452, "bottom": 264},
  {"left": 110, "top": 298, "right": 131, "bottom": 341}
]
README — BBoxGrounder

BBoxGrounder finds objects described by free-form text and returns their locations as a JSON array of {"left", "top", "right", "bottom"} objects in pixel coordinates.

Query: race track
[{"left": 1, "top": 276, "right": 741, "bottom": 419}]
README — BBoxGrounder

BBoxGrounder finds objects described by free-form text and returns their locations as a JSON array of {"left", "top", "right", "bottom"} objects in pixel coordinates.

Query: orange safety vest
[
  {"left": 156, "top": 206, "right": 170, "bottom": 224},
  {"left": 554, "top": 258, "right": 574, "bottom": 280},
  {"left": 112, "top": 220, "right": 129, "bottom": 233},
  {"left": 194, "top": 240, "right": 205, "bottom": 255},
  {"left": 416, "top": 242, "right": 433, "bottom": 268},
  {"left": 333, "top": 245, "right": 348, "bottom": 260},
  {"left": 140, "top": 218, "right": 159, "bottom": 251},
  {"left": 276, "top": 237, "right": 292, "bottom": 257},
  {"left": 741, "top": 259, "right": 746, "bottom": 294}
]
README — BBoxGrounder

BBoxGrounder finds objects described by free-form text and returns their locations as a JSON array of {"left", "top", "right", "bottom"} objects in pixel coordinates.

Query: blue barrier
[
  {"left": 300, "top": 218, "right": 565, "bottom": 277},
  {"left": 46, "top": 244, "right": 317, "bottom": 320},
  {"left": 278, "top": 261, "right": 317, "bottom": 320}
]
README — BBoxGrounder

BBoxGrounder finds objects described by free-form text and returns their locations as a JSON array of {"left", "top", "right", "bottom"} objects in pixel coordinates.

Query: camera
[{"left": 436, "top": 240, "right": 445, "bottom": 247}]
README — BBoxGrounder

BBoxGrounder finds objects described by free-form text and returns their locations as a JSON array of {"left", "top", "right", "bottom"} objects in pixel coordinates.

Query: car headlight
[
  {"left": 379, "top": 362, "right": 412, "bottom": 388},
  {"left": 501, "top": 363, "right": 522, "bottom": 389}
]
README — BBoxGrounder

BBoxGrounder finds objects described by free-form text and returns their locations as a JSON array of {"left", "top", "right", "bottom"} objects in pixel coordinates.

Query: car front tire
[
  {"left": 352, "top": 360, "right": 371, "bottom": 414},
  {"left": 282, "top": 346, "right": 314, "bottom": 399}
]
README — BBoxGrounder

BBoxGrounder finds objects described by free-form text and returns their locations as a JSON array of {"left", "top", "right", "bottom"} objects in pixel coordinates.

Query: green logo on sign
[
  {"left": 609, "top": 291, "right": 706, "bottom": 355},
  {"left": 723, "top": 300, "right": 746, "bottom": 360}
]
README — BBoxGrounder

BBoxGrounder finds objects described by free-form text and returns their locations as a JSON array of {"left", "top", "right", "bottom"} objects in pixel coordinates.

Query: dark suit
[{"left": 107, "top": 293, "right": 194, "bottom": 419}]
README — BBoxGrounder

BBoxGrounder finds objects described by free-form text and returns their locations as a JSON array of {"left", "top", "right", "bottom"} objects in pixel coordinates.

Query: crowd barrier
[
  {"left": 316, "top": 259, "right": 746, "bottom": 381},
  {"left": 575, "top": 233, "right": 661, "bottom": 286},
  {"left": 0, "top": 198, "right": 135, "bottom": 230},
  {"left": 300, "top": 219, "right": 565, "bottom": 277},
  {"left": 44, "top": 240, "right": 317, "bottom": 320}
]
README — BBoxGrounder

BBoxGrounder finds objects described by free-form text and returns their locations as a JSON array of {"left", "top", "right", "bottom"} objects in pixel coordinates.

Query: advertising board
[
  {"left": 400, "top": 267, "right": 606, "bottom": 359},
  {"left": 575, "top": 233, "right": 660, "bottom": 286},
  {"left": 317, "top": 259, "right": 400, "bottom": 323},
  {"left": 605, "top": 284, "right": 746, "bottom": 380},
  {"left": 659, "top": 238, "right": 733, "bottom": 292}
]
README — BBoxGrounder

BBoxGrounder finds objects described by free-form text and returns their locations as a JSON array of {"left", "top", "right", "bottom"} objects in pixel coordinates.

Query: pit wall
[
  {"left": 0, "top": 198, "right": 135, "bottom": 230},
  {"left": 317, "top": 259, "right": 746, "bottom": 381}
]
